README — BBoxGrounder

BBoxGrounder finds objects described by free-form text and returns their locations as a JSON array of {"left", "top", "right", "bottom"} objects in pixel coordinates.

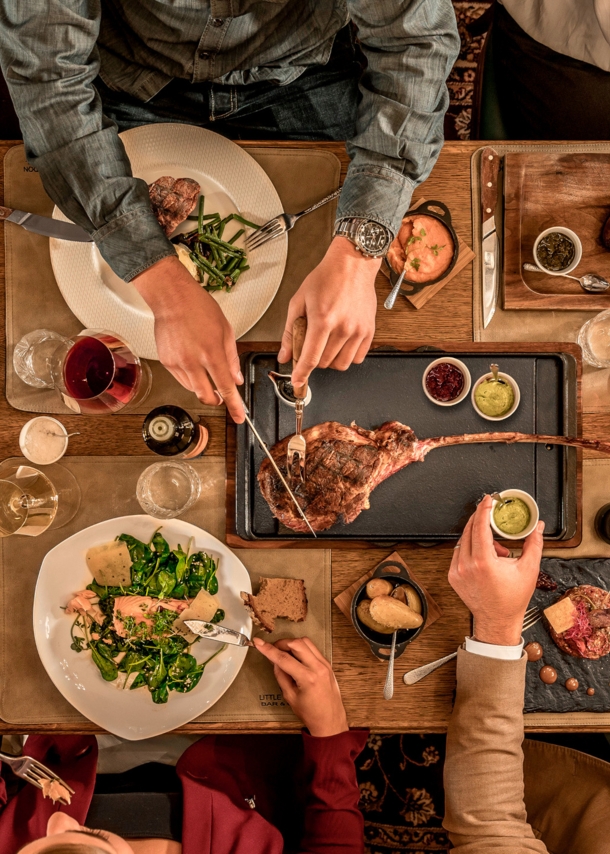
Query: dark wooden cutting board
[{"left": 503, "top": 152, "right": 610, "bottom": 310}]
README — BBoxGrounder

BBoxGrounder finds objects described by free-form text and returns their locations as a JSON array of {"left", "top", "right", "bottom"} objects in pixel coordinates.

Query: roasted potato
[
  {"left": 365, "top": 578, "right": 393, "bottom": 599},
  {"left": 392, "top": 584, "right": 422, "bottom": 615},
  {"left": 356, "top": 599, "right": 395, "bottom": 634},
  {"left": 369, "top": 594, "right": 423, "bottom": 630}
]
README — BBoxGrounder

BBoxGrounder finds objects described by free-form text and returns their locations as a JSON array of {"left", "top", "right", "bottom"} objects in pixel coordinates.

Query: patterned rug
[
  {"left": 357, "top": 733, "right": 449, "bottom": 854},
  {"left": 445, "top": 1, "right": 493, "bottom": 140}
]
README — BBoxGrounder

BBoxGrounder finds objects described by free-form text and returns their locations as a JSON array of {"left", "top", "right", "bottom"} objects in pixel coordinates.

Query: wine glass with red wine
[{"left": 13, "top": 328, "right": 152, "bottom": 415}]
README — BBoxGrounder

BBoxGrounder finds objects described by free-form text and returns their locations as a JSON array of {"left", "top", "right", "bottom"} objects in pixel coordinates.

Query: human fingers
[
  {"left": 471, "top": 495, "right": 496, "bottom": 561},
  {"left": 164, "top": 365, "right": 194, "bottom": 392},
  {"left": 298, "top": 636, "right": 330, "bottom": 666},
  {"left": 291, "top": 320, "right": 332, "bottom": 387},
  {"left": 207, "top": 360, "right": 244, "bottom": 423},
  {"left": 493, "top": 541, "right": 511, "bottom": 558},
  {"left": 280, "top": 637, "right": 324, "bottom": 670},
  {"left": 520, "top": 520, "right": 545, "bottom": 569},
  {"left": 278, "top": 294, "right": 304, "bottom": 364},
  {"left": 273, "top": 663, "right": 297, "bottom": 701},
  {"left": 223, "top": 328, "right": 244, "bottom": 387},
  {"left": 183, "top": 365, "right": 218, "bottom": 406},
  {"left": 253, "top": 636, "right": 308, "bottom": 682},
  {"left": 458, "top": 512, "right": 475, "bottom": 562},
  {"left": 317, "top": 329, "right": 350, "bottom": 370},
  {"left": 352, "top": 331, "right": 374, "bottom": 365},
  {"left": 328, "top": 333, "right": 366, "bottom": 372}
]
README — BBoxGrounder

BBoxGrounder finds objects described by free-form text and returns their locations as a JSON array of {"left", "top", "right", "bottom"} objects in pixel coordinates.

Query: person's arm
[
  {"left": 254, "top": 636, "right": 367, "bottom": 854},
  {"left": 281, "top": 0, "right": 460, "bottom": 384},
  {"left": 0, "top": 3, "right": 244, "bottom": 421},
  {"left": 443, "top": 495, "right": 549, "bottom": 853}
]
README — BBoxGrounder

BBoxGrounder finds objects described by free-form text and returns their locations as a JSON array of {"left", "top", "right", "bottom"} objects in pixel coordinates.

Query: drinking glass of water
[
  {"left": 136, "top": 461, "right": 201, "bottom": 519},
  {"left": 578, "top": 309, "right": 610, "bottom": 368}
]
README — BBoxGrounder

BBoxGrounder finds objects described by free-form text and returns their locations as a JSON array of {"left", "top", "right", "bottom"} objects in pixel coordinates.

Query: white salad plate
[
  {"left": 33, "top": 515, "right": 252, "bottom": 740},
  {"left": 49, "top": 123, "right": 288, "bottom": 359}
]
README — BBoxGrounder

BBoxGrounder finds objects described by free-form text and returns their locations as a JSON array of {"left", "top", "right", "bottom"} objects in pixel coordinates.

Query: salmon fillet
[{"left": 112, "top": 595, "right": 189, "bottom": 638}]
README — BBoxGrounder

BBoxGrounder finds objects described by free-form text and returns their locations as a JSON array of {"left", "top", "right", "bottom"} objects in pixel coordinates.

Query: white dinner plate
[
  {"left": 49, "top": 124, "right": 288, "bottom": 359},
  {"left": 33, "top": 515, "right": 252, "bottom": 740}
]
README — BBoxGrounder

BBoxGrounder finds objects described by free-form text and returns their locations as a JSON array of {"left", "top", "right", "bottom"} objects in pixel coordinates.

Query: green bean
[
  {"left": 232, "top": 214, "right": 260, "bottom": 229},
  {"left": 204, "top": 233, "right": 243, "bottom": 255},
  {"left": 227, "top": 228, "right": 244, "bottom": 245},
  {"left": 192, "top": 251, "right": 225, "bottom": 283},
  {"left": 197, "top": 196, "right": 205, "bottom": 233}
]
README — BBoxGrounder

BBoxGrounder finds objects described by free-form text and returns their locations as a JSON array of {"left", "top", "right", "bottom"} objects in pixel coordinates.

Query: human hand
[
  {"left": 448, "top": 494, "right": 545, "bottom": 646},
  {"left": 278, "top": 237, "right": 379, "bottom": 386},
  {"left": 133, "top": 256, "right": 244, "bottom": 422},
  {"left": 253, "top": 635, "right": 349, "bottom": 737}
]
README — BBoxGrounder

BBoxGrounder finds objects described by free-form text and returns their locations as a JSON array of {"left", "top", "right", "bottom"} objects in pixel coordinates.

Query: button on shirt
[{"left": 0, "top": 1, "right": 460, "bottom": 282}]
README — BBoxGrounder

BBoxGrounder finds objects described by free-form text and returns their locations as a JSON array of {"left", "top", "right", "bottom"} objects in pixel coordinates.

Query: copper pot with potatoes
[{"left": 351, "top": 560, "right": 428, "bottom": 660}]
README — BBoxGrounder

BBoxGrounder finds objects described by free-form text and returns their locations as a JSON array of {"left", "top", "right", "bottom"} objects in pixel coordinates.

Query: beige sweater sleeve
[{"left": 443, "top": 649, "right": 549, "bottom": 853}]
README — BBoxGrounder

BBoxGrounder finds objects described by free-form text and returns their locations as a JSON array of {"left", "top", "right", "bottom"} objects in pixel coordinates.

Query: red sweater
[{"left": 0, "top": 730, "right": 368, "bottom": 854}]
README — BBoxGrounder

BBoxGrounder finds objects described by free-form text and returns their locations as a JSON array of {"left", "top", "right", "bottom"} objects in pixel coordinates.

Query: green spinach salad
[{"left": 65, "top": 530, "right": 226, "bottom": 705}]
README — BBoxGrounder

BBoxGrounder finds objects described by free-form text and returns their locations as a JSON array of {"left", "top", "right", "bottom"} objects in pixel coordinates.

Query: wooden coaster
[
  {"left": 333, "top": 550, "right": 443, "bottom": 652},
  {"left": 381, "top": 198, "right": 475, "bottom": 309}
]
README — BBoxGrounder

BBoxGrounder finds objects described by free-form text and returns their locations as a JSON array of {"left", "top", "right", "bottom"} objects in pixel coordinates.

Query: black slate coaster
[{"left": 525, "top": 559, "right": 610, "bottom": 712}]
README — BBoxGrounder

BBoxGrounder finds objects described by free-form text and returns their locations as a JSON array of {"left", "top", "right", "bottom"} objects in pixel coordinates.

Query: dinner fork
[
  {"left": 0, "top": 751, "right": 75, "bottom": 805},
  {"left": 287, "top": 317, "right": 308, "bottom": 483},
  {"left": 246, "top": 188, "right": 341, "bottom": 251},
  {"left": 402, "top": 606, "right": 542, "bottom": 686}
]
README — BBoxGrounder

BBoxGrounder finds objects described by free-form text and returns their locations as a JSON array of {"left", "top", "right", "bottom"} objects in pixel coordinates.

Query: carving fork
[{"left": 287, "top": 317, "right": 308, "bottom": 482}]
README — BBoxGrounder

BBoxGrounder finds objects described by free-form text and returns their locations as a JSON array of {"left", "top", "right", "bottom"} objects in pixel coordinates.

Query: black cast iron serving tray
[
  {"left": 234, "top": 345, "right": 578, "bottom": 543},
  {"left": 525, "top": 560, "right": 610, "bottom": 713}
]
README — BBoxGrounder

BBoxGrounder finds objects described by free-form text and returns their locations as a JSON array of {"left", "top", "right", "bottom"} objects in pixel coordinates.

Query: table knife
[
  {"left": 480, "top": 147, "right": 501, "bottom": 328},
  {"left": 0, "top": 205, "right": 93, "bottom": 242},
  {"left": 242, "top": 401, "right": 317, "bottom": 537},
  {"left": 183, "top": 620, "right": 254, "bottom": 647}
]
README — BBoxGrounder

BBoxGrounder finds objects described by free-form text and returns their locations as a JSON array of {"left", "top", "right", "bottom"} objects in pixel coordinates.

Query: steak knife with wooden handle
[{"left": 480, "top": 147, "right": 501, "bottom": 328}]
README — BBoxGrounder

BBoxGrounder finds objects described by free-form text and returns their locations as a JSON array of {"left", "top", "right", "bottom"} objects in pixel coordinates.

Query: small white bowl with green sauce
[
  {"left": 490, "top": 489, "right": 539, "bottom": 540},
  {"left": 471, "top": 371, "right": 520, "bottom": 421},
  {"left": 533, "top": 226, "right": 582, "bottom": 276}
]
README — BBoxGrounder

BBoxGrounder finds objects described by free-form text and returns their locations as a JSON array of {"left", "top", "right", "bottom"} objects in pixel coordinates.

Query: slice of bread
[{"left": 241, "top": 577, "right": 308, "bottom": 633}]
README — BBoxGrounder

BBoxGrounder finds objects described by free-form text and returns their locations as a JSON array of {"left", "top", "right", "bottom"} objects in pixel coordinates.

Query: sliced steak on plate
[{"left": 548, "top": 585, "right": 610, "bottom": 659}]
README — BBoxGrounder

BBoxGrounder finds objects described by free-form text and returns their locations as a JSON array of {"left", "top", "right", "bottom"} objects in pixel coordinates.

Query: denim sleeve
[
  {"left": 337, "top": 0, "right": 460, "bottom": 237},
  {"left": 0, "top": 1, "right": 175, "bottom": 281}
]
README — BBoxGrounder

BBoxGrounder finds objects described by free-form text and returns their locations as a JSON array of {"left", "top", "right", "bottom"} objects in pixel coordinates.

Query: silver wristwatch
[{"left": 334, "top": 217, "right": 392, "bottom": 258}]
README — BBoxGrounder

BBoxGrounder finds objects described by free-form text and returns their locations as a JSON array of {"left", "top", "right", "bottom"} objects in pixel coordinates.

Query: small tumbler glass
[
  {"left": 136, "top": 461, "right": 201, "bottom": 520},
  {"left": 578, "top": 309, "right": 610, "bottom": 368}
]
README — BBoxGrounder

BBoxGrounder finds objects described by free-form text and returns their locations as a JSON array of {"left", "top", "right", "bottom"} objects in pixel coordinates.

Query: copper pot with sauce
[{"left": 385, "top": 200, "right": 459, "bottom": 297}]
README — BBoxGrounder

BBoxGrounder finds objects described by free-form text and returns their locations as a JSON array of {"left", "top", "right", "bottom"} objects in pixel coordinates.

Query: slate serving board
[
  {"left": 234, "top": 347, "right": 578, "bottom": 542},
  {"left": 525, "top": 559, "right": 610, "bottom": 713}
]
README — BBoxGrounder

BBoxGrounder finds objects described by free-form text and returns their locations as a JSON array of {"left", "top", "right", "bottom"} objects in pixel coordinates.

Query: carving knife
[
  {"left": 0, "top": 205, "right": 93, "bottom": 242},
  {"left": 183, "top": 620, "right": 254, "bottom": 647},
  {"left": 242, "top": 401, "right": 317, "bottom": 537},
  {"left": 480, "top": 147, "right": 501, "bottom": 328}
]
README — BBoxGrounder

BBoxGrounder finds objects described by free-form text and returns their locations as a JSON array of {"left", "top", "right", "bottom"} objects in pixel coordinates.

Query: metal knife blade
[
  {"left": 242, "top": 403, "right": 317, "bottom": 537},
  {"left": 184, "top": 620, "right": 254, "bottom": 647},
  {"left": 480, "top": 147, "right": 501, "bottom": 328},
  {"left": 1, "top": 207, "right": 93, "bottom": 242}
]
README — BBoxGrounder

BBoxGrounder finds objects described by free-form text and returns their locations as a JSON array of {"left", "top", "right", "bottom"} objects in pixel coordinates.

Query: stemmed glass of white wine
[{"left": 0, "top": 461, "right": 81, "bottom": 537}]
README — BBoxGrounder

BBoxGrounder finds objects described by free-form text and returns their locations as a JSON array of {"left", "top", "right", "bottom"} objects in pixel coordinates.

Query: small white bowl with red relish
[{"left": 422, "top": 357, "right": 471, "bottom": 407}]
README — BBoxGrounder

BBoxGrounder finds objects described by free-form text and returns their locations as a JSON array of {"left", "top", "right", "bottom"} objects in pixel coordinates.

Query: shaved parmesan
[
  {"left": 173, "top": 588, "right": 220, "bottom": 642},
  {"left": 86, "top": 541, "right": 132, "bottom": 587},
  {"left": 544, "top": 597, "right": 578, "bottom": 634}
]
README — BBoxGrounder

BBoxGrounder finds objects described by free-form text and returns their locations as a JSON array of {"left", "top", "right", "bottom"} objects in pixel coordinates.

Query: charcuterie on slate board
[{"left": 525, "top": 559, "right": 610, "bottom": 712}]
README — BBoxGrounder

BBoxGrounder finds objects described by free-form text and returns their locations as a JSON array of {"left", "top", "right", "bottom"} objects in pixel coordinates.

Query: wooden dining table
[{"left": 1, "top": 137, "right": 608, "bottom": 736}]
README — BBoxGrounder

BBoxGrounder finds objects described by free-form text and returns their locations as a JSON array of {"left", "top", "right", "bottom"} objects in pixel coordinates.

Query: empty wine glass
[
  {"left": 0, "top": 460, "right": 81, "bottom": 536},
  {"left": 136, "top": 461, "right": 201, "bottom": 519},
  {"left": 13, "top": 328, "right": 152, "bottom": 414}
]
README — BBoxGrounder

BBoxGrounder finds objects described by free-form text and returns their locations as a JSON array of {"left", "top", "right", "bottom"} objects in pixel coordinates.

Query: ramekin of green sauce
[
  {"left": 490, "top": 489, "right": 539, "bottom": 540},
  {"left": 471, "top": 371, "right": 520, "bottom": 421}
]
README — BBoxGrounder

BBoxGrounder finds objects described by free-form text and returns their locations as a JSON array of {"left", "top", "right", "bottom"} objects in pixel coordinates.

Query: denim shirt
[{"left": 0, "top": 1, "right": 459, "bottom": 282}]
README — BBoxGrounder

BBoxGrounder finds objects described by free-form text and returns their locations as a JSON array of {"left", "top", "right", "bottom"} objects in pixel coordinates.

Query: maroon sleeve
[{"left": 299, "top": 728, "right": 368, "bottom": 854}]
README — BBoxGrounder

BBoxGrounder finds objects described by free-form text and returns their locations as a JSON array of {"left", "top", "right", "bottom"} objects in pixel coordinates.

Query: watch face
[{"left": 356, "top": 221, "right": 390, "bottom": 256}]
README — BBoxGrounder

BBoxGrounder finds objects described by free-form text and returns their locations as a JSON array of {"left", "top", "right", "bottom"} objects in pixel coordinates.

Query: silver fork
[
  {"left": 402, "top": 606, "right": 542, "bottom": 686},
  {"left": 246, "top": 188, "right": 341, "bottom": 251},
  {"left": 0, "top": 751, "right": 75, "bottom": 804}
]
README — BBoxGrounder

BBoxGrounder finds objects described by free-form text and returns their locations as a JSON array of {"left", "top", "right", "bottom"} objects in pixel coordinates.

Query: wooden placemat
[
  {"left": 0, "top": 455, "right": 330, "bottom": 726},
  {"left": 333, "top": 551, "right": 443, "bottom": 656},
  {"left": 471, "top": 143, "right": 610, "bottom": 415},
  {"left": 380, "top": 198, "right": 475, "bottom": 309},
  {"left": 3, "top": 144, "right": 340, "bottom": 415}
]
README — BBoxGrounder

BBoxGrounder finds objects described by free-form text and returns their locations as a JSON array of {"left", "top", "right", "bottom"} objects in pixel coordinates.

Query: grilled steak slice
[
  {"left": 148, "top": 176, "right": 200, "bottom": 236},
  {"left": 258, "top": 420, "right": 610, "bottom": 534},
  {"left": 548, "top": 585, "right": 610, "bottom": 659}
]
